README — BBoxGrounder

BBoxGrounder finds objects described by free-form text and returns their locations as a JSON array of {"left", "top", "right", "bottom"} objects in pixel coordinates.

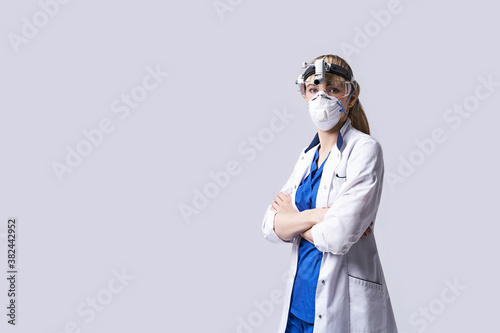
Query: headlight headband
[{"left": 295, "top": 56, "right": 355, "bottom": 85}]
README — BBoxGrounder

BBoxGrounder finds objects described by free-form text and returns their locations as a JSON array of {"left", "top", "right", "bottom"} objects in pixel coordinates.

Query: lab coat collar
[{"left": 304, "top": 117, "right": 352, "bottom": 153}]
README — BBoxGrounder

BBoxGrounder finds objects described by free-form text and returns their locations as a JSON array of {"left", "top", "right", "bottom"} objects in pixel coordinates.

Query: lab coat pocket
[
  {"left": 332, "top": 173, "right": 347, "bottom": 193},
  {"left": 348, "top": 275, "right": 387, "bottom": 333}
]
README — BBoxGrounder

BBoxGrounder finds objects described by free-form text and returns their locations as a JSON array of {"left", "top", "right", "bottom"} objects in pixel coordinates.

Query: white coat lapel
[{"left": 315, "top": 118, "right": 352, "bottom": 208}]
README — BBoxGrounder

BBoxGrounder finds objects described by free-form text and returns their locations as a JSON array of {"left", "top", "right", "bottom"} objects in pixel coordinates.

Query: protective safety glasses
[{"left": 300, "top": 79, "right": 355, "bottom": 100}]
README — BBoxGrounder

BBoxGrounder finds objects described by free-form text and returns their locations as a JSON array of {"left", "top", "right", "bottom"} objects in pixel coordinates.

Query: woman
[{"left": 262, "top": 54, "right": 398, "bottom": 333}]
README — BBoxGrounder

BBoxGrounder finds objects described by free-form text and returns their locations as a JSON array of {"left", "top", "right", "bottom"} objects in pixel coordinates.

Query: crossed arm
[{"left": 271, "top": 192, "right": 373, "bottom": 244}]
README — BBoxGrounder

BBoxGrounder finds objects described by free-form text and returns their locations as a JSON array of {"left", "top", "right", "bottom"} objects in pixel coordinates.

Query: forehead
[
  {"left": 305, "top": 79, "right": 345, "bottom": 87},
  {"left": 304, "top": 73, "right": 347, "bottom": 84},
  {"left": 305, "top": 71, "right": 346, "bottom": 80}
]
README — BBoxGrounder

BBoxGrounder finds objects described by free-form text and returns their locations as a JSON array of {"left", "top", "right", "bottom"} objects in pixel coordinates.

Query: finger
[
  {"left": 271, "top": 201, "right": 280, "bottom": 211},
  {"left": 275, "top": 195, "right": 284, "bottom": 203},
  {"left": 278, "top": 192, "right": 289, "bottom": 202}
]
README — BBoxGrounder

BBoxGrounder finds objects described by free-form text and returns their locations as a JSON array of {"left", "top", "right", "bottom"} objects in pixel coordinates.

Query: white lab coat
[{"left": 262, "top": 118, "right": 398, "bottom": 333}]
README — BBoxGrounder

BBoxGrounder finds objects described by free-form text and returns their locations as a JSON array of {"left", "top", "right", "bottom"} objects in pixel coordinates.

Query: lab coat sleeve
[
  {"left": 261, "top": 151, "right": 302, "bottom": 244},
  {"left": 310, "top": 139, "right": 384, "bottom": 255}
]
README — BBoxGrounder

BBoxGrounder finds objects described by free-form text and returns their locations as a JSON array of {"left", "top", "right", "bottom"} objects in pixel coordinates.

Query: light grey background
[{"left": 1, "top": 0, "right": 498, "bottom": 332}]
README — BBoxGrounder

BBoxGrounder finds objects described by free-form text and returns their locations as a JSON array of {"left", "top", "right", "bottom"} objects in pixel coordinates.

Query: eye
[
  {"left": 308, "top": 87, "right": 318, "bottom": 94},
  {"left": 327, "top": 86, "right": 340, "bottom": 94}
]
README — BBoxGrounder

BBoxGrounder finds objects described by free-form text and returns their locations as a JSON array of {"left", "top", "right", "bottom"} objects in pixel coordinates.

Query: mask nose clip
[{"left": 312, "top": 91, "right": 331, "bottom": 102}]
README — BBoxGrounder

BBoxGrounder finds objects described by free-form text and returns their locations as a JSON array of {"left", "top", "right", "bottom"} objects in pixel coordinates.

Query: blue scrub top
[{"left": 289, "top": 146, "right": 330, "bottom": 324}]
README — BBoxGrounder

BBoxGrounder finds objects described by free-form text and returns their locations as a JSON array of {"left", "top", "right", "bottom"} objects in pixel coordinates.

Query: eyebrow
[{"left": 326, "top": 82, "right": 344, "bottom": 89}]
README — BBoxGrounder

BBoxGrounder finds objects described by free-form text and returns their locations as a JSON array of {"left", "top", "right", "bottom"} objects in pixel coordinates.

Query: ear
[
  {"left": 347, "top": 90, "right": 359, "bottom": 108},
  {"left": 347, "top": 98, "right": 357, "bottom": 109}
]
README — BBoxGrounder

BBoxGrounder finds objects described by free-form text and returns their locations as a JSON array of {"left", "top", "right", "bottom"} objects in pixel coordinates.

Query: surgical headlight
[{"left": 296, "top": 56, "right": 357, "bottom": 99}]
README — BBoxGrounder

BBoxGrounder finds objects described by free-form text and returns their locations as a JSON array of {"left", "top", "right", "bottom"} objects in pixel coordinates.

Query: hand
[
  {"left": 270, "top": 192, "right": 297, "bottom": 214},
  {"left": 360, "top": 222, "right": 374, "bottom": 239}
]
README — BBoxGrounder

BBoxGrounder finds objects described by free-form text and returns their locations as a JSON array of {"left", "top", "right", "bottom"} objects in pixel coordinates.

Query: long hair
[{"left": 311, "top": 54, "right": 370, "bottom": 135}]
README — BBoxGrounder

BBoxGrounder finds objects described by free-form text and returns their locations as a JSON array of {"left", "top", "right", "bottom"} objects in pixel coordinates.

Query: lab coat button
[
  {"left": 294, "top": 185, "right": 297, "bottom": 189},
  {"left": 318, "top": 314, "right": 322, "bottom": 319},
  {"left": 337, "top": 153, "right": 340, "bottom": 157},
  {"left": 321, "top": 280, "right": 325, "bottom": 284},
  {"left": 323, "top": 185, "right": 327, "bottom": 189},
  {"left": 301, "top": 156, "right": 304, "bottom": 160}
]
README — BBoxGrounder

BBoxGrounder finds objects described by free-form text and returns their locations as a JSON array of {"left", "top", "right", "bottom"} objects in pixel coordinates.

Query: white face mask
[{"left": 307, "top": 91, "right": 348, "bottom": 131}]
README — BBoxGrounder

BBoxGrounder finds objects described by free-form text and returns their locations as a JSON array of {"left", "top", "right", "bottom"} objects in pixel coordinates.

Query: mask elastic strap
[{"left": 338, "top": 84, "right": 357, "bottom": 116}]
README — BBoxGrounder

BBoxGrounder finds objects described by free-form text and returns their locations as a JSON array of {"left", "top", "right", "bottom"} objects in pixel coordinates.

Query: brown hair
[{"left": 311, "top": 54, "right": 370, "bottom": 135}]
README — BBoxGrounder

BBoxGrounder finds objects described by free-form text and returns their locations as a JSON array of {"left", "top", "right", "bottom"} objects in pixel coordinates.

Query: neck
[{"left": 317, "top": 119, "right": 346, "bottom": 153}]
